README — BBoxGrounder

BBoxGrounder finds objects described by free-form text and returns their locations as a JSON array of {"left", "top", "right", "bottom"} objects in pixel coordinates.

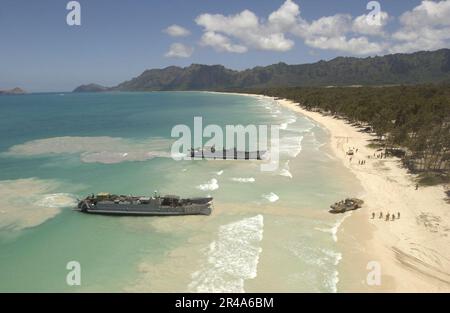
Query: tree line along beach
[{"left": 225, "top": 87, "right": 450, "bottom": 292}]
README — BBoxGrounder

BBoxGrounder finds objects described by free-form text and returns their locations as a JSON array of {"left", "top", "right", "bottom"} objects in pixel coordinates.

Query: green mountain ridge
[{"left": 73, "top": 49, "right": 450, "bottom": 92}]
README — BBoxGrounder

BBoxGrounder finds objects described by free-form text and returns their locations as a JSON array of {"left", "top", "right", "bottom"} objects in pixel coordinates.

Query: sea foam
[
  {"left": 262, "top": 192, "right": 279, "bottom": 202},
  {"left": 197, "top": 178, "right": 219, "bottom": 191},
  {"left": 5, "top": 136, "right": 174, "bottom": 164},
  {"left": 188, "top": 215, "right": 264, "bottom": 293},
  {"left": 276, "top": 135, "right": 304, "bottom": 158},
  {"left": 231, "top": 177, "right": 255, "bottom": 183},
  {"left": 36, "top": 193, "right": 78, "bottom": 208},
  {"left": 279, "top": 161, "right": 293, "bottom": 178},
  {"left": 315, "top": 213, "right": 352, "bottom": 242},
  {"left": 0, "top": 178, "right": 77, "bottom": 231}
]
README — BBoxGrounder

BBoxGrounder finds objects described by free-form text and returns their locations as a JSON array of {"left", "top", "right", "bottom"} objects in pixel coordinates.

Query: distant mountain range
[
  {"left": 73, "top": 49, "right": 450, "bottom": 92},
  {"left": 0, "top": 87, "right": 26, "bottom": 95}
]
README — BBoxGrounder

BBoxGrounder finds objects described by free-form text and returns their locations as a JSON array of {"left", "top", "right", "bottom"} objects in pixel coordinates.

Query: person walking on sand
[
  {"left": 372, "top": 212, "right": 375, "bottom": 219},
  {"left": 386, "top": 213, "right": 390, "bottom": 221},
  {"left": 397, "top": 212, "right": 400, "bottom": 219},
  {"left": 379, "top": 212, "right": 383, "bottom": 219},
  {"left": 392, "top": 215, "right": 395, "bottom": 221},
  {"left": 415, "top": 183, "right": 419, "bottom": 190}
]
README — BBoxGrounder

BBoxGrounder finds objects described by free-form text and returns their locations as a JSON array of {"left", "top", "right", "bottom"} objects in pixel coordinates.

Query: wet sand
[{"left": 274, "top": 97, "right": 450, "bottom": 292}]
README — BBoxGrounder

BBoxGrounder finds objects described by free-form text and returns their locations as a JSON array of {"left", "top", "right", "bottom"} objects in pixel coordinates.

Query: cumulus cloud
[
  {"left": 390, "top": 0, "right": 450, "bottom": 53},
  {"left": 292, "top": 12, "right": 386, "bottom": 55},
  {"left": 297, "top": 14, "right": 353, "bottom": 38},
  {"left": 352, "top": 11, "right": 389, "bottom": 36},
  {"left": 195, "top": 2, "right": 296, "bottom": 52},
  {"left": 163, "top": 24, "right": 191, "bottom": 37},
  {"left": 165, "top": 43, "right": 194, "bottom": 58},
  {"left": 399, "top": 0, "right": 450, "bottom": 28},
  {"left": 268, "top": 0, "right": 301, "bottom": 31},
  {"left": 195, "top": 0, "right": 386, "bottom": 55},
  {"left": 192, "top": 0, "right": 450, "bottom": 56},
  {"left": 305, "top": 36, "right": 384, "bottom": 55},
  {"left": 200, "top": 32, "right": 247, "bottom": 53}
]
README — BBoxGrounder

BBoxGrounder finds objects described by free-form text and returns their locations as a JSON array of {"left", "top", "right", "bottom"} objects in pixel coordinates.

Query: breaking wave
[
  {"left": 0, "top": 178, "right": 77, "bottom": 231},
  {"left": 279, "top": 161, "right": 293, "bottom": 178},
  {"left": 262, "top": 192, "right": 279, "bottom": 202},
  {"left": 315, "top": 213, "right": 352, "bottom": 243},
  {"left": 231, "top": 177, "right": 255, "bottom": 183},
  {"left": 287, "top": 241, "right": 343, "bottom": 293},
  {"left": 280, "top": 116, "right": 298, "bottom": 130},
  {"left": 188, "top": 215, "right": 264, "bottom": 292},
  {"left": 197, "top": 178, "right": 219, "bottom": 191},
  {"left": 276, "top": 135, "right": 304, "bottom": 158},
  {"left": 36, "top": 193, "right": 78, "bottom": 208}
]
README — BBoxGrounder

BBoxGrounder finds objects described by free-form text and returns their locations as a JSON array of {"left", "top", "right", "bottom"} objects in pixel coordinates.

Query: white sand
[
  {"left": 273, "top": 97, "right": 450, "bottom": 292},
  {"left": 208, "top": 91, "right": 450, "bottom": 291}
]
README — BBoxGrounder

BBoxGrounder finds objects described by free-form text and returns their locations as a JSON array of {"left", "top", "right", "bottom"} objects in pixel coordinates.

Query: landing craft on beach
[{"left": 75, "top": 192, "right": 213, "bottom": 216}]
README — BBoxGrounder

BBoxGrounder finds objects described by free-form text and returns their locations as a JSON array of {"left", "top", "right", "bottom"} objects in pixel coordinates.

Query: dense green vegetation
[
  {"left": 242, "top": 85, "right": 450, "bottom": 184},
  {"left": 74, "top": 49, "right": 450, "bottom": 92}
]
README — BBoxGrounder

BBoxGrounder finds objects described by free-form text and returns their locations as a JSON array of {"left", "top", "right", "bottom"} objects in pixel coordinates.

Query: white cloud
[
  {"left": 195, "top": 1, "right": 296, "bottom": 52},
  {"left": 390, "top": 0, "right": 450, "bottom": 53},
  {"left": 305, "top": 36, "right": 384, "bottom": 55},
  {"left": 299, "top": 14, "right": 353, "bottom": 38},
  {"left": 399, "top": 0, "right": 450, "bottom": 28},
  {"left": 163, "top": 24, "right": 191, "bottom": 37},
  {"left": 200, "top": 32, "right": 247, "bottom": 53},
  {"left": 195, "top": 0, "right": 385, "bottom": 55},
  {"left": 268, "top": 0, "right": 301, "bottom": 31},
  {"left": 164, "top": 43, "right": 194, "bottom": 58},
  {"left": 192, "top": 0, "right": 450, "bottom": 56},
  {"left": 292, "top": 13, "right": 386, "bottom": 55},
  {"left": 352, "top": 11, "right": 389, "bottom": 36}
]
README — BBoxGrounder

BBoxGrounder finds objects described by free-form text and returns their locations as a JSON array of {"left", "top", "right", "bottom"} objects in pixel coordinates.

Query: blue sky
[{"left": 1, "top": 0, "right": 449, "bottom": 92}]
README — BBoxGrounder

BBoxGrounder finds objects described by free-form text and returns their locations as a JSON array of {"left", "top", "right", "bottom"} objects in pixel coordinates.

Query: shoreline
[
  {"left": 274, "top": 96, "right": 450, "bottom": 292},
  {"left": 218, "top": 91, "right": 450, "bottom": 292}
]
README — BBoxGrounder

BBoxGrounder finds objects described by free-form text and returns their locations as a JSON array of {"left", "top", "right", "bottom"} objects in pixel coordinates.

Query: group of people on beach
[
  {"left": 347, "top": 147, "right": 367, "bottom": 165},
  {"left": 371, "top": 211, "right": 400, "bottom": 221}
]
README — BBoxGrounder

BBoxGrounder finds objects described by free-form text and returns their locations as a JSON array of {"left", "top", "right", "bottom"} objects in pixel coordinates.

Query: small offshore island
[
  {"left": 3, "top": 0, "right": 450, "bottom": 295},
  {"left": 0, "top": 87, "right": 26, "bottom": 95}
]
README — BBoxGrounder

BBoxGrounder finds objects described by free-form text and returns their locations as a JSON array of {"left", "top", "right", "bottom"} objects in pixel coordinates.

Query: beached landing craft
[
  {"left": 189, "top": 146, "right": 268, "bottom": 160},
  {"left": 75, "top": 193, "right": 213, "bottom": 216}
]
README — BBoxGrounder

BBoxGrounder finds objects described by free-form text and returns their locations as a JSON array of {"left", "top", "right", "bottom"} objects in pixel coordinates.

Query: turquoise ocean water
[{"left": 0, "top": 92, "right": 361, "bottom": 292}]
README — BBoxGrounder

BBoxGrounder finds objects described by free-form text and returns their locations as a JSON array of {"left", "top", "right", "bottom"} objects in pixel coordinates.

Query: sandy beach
[
  {"left": 270, "top": 97, "right": 450, "bottom": 292},
  {"left": 204, "top": 91, "right": 450, "bottom": 291}
]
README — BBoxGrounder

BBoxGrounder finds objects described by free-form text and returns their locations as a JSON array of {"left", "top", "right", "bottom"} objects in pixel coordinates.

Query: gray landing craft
[
  {"left": 76, "top": 193, "right": 213, "bottom": 216},
  {"left": 190, "top": 146, "right": 267, "bottom": 160}
]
